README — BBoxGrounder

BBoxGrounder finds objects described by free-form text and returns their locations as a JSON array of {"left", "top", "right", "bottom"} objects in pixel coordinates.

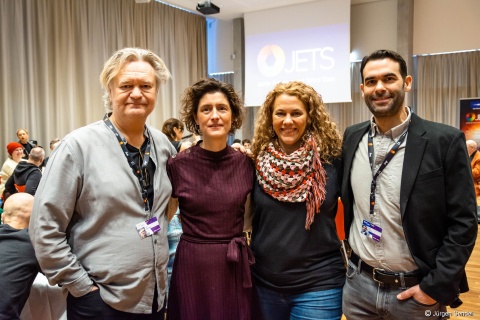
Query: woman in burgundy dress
[{"left": 166, "top": 78, "right": 255, "bottom": 320}]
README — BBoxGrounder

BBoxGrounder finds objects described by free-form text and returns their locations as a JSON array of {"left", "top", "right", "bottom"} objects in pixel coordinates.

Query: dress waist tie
[
  {"left": 180, "top": 234, "right": 254, "bottom": 319},
  {"left": 227, "top": 236, "right": 255, "bottom": 288},
  {"left": 181, "top": 234, "right": 255, "bottom": 288}
]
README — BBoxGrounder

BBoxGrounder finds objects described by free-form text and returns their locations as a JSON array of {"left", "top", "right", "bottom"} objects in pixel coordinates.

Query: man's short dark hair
[{"left": 360, "top": 49, "right": 408, "bottom": 83}]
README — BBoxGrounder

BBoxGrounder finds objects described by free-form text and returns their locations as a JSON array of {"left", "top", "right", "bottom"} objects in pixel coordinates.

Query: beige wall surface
[
  {"left": 350, "top": 0, "right": 398, "bottom": 61},
  {"left": 413, "top": 0, "right": 480, "bottom": 55}
]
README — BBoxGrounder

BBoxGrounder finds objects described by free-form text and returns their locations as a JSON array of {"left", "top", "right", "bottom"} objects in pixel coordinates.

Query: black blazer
[{"left": 341, "top": 112, "right": 478, "bottom": 305}]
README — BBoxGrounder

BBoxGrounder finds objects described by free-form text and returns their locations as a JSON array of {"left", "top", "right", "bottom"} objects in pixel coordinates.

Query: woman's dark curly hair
[{"left": 180, "top": 78, "right": 245, "bottom": 135}]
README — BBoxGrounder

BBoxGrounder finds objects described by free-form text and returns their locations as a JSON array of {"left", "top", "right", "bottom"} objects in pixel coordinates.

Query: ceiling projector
[{"left": 196, "top": 1, "right": 220, "bottom": 15}]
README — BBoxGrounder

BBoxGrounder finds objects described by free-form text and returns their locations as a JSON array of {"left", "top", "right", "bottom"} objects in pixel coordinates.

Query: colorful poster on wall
[{"left": 460, "top": 98, "right": 480, "bottom": 144}]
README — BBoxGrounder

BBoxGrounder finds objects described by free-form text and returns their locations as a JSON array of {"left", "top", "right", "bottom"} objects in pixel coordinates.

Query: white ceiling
[{"left": 156, "top": 0, "right": 381, "bottom": 21}]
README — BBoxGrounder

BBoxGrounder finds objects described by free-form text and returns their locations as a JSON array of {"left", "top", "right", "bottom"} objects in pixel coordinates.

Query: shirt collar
[{"left": 369, "top": 107, "right": 412, "bottom": 139}]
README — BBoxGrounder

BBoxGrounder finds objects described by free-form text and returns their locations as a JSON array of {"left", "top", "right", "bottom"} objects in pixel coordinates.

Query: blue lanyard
[
  {"left": 367, "top": 128, "right": 408, "bottom": 216},
  {"left": 103, "top": 114, "right": 152, "bottom": 216}
]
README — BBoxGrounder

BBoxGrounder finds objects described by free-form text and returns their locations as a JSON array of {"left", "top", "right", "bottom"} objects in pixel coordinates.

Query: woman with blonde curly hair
[{"left": 250, "top": 81, "right": 345, "bottom": 320}]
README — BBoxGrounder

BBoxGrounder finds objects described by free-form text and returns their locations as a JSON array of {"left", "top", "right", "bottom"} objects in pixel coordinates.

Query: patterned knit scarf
[{"left": 256, "top": 134, "right": 327, "bottom": 230}]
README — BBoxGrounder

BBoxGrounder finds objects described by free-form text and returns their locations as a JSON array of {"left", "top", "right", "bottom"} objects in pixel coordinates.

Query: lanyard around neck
[
  {"left": 367, "top": 128, "right": 408, "bottom": 216},
  {"left": 103, "top": 114, "right": 152, "bottom": 216}
]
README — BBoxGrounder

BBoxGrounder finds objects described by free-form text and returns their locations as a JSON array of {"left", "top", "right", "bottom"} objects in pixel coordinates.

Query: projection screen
[{"left": 244, "top": 0, "right": 351, "bottom": 106}]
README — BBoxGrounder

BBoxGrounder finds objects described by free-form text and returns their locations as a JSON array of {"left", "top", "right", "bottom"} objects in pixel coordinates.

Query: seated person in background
[
  {"left": 16, "top": 129, "right": 37, "bottom": 160},
  {"left": 42, "top": 138, "right": 61, "bottom": 169},
  {"left": 0, "top": 193, "right": 40, "bottom": 320},
  {"left": 162, "top": 118, "right": 192, "bottom": 152},
  {"left": 242, "top": 139, "right": 251, "bottom": 151},
  {"left": 50, "top": 138, "right": 61, "bottom": 149},
  {"left": 1, "top": 142, "right": 25, "bottom": 198},
  {"left": 4, "top": 147, "right": 45, "bottom": 198}
]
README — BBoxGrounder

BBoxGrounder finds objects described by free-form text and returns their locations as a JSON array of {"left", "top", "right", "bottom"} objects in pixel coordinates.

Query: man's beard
[{"left": 365, "top": 90, "right": 405, "bottom": 118}]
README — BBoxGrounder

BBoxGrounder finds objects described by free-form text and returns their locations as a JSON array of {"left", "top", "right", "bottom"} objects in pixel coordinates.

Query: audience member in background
[
  {"left": 250, "top": 81, "right": 345, "bottom": 320},
  {"left": 166, "top": 78, "right": 255, "bottom": 320},
  {"left": 233, "top": 138, "right": 242, "bottom": 144},
  {"left": 4, "top": 147, "right": 45, "bottom": 198},
  {"left": 467, "top": 139, "right": 480, "bottom": 222},
  {"left": 341, "top": 49, "right": 477, "bottom": 319},
  {"left": 42, "top": 138, "right": 61, "bottom": 169},
  {"left": 191, "top": 133, "right": 202, "bottom": 145},
  {"left": 242, "top": 138, "right": 251, "bottom": 151},
  {"left": 162, "top": 118, "right": 192, "bottom": 153},
  {"left": 161, "top": 117, "right": 193, "bottom": 295},
  {"left": 29, "top": 47, "right": 176, "bottom": 320},
  {"left": 0, "top": 142, "right": 25, "bottom": 198},
  {"left": 50, "top": 138, "right": 61, "bottom": 149},
  {"left": 0, "top": 193, "right": 39, "bottom": 320},
  {"left": 16, "top": 129, "right": 37, "bottom": 160}
]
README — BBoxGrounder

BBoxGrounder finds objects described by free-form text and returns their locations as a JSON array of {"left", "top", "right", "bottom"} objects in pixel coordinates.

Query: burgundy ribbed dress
[{"left": 166, "top": 145, "right": 255, "bottom": 320}]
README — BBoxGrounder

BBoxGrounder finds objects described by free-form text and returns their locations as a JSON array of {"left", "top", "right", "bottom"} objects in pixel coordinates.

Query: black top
[
  {"left": 126, "top": 141, "right": 156, "bottom": 209},
  {"left": 251, "top": 160, "right": 345, "bottom": 294},
  {"left": 20, "top": 141, "right": 36, "bottom": 160},
  {"left": 0, "top": 225, "right": 40, "bottom": 320},
  {"left": 171, "top": 140, "right": 182, "bottom": 153},
  {"left": 4, "top": 162, "right": 42, "bottom": 196}
]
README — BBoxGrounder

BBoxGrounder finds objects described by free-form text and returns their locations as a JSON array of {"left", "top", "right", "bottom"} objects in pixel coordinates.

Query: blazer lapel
[
  {"left": 400, "top": 113, "right": 427, "bottom": 218},
  {"left": 342, "top": 121, "right": 369, "bottom": 237},
  {"left": 344, "top": 122, "right": 370, "bottom": 180}
]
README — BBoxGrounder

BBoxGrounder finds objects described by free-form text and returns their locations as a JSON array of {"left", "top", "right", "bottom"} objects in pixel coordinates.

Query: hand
[
  {"left": 231, "top": 143, "right": 246, "bottom": 153},
  {"left": 90, "top": 285, "right": 99, "bottom": 292},
  {"left": 397, "top": 285, "right": 437, "bottom": 305}
]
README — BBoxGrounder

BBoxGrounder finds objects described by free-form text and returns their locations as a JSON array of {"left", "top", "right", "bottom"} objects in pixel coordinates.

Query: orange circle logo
[{"left": 257, "top": 45, "right": 285, "bottom": 77}]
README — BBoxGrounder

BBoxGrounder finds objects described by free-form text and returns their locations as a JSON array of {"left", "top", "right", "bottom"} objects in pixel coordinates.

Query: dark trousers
[{"left": 67, "top": 288, "right": 165, "bottom": 320}]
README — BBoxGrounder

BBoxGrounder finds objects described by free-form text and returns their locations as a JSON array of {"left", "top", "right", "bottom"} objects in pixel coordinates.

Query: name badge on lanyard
[
  {"left": 366, "top": 128, "right": 408, "bottom": 242},
  {"left": 361, "top": 219, "right": 382, "bottom": 242},
  {"left": 103, "top": 114, "right": 160, "bottom": 240},
  {"left": 136, "top": 217, "right": 161, "bottom": 239}
]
